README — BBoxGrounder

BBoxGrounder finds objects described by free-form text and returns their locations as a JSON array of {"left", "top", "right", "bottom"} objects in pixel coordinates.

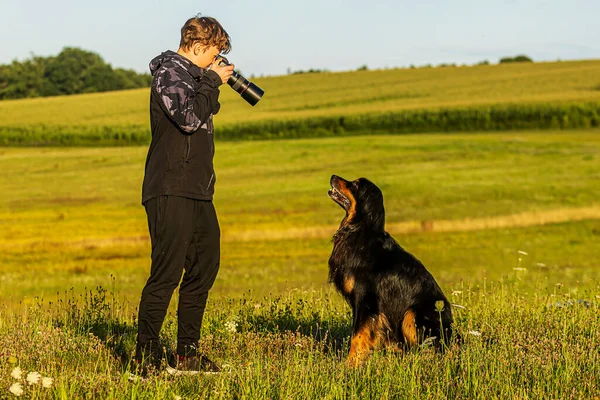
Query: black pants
[{"left": 136, "top": 195, "right": 220, "bottom": 359}]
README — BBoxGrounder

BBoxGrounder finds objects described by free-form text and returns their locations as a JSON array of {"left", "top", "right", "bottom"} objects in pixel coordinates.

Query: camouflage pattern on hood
[{"left": 148, "top": 51, "right": 212, "bottom": 134}]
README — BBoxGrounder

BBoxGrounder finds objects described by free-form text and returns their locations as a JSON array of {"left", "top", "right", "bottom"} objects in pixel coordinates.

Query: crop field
[
  {"left": 0, "top": 59, "right": 599, "bottom": 144},
  {"left": 1, "top": 130, "right": 599, "bottom": 398}
]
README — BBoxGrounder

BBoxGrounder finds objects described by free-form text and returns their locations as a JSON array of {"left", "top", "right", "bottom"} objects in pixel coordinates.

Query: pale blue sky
[{"left": 1, "top": 0, "right": 598, "bottom": 76}]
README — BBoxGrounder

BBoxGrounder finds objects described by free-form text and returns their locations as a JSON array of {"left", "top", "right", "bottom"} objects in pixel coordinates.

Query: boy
[{"left": 135, "top": 15, "right": 235, "bottom": 375}]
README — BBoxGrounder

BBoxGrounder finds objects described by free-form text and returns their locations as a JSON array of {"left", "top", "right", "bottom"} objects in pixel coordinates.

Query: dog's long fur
[{"left": 327, "top": 175, "right": 454, "bottom": 366}]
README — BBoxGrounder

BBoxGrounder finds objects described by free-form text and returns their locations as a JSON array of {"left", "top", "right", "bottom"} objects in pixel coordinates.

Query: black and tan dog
[{"left": 328, "top": 175, "right": 454, "bottom": 366}]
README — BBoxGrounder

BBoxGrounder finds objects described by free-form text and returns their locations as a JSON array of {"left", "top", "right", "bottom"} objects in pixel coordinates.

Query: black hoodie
[{"left": 141, "top": 51, "right": 223, "bottom": 204}]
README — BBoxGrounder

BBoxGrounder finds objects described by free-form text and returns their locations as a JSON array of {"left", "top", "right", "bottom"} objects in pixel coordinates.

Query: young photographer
[{"left": 134, "top": 15, "right": 235, "bottom": 375}]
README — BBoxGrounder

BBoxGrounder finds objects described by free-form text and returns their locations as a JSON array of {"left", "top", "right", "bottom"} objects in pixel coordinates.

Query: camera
[{"left": 217, "top": 56, "right": 264, "bottom": 106}]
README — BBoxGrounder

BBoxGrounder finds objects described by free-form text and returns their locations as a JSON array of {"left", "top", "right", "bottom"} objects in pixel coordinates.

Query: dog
[{"left": 327, "top": 175, "right": 454, "bottom": 366}]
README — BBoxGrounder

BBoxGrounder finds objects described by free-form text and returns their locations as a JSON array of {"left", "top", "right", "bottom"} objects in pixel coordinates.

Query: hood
[{"left": 149, "top": 50, "right": 204, "bottom": 79}]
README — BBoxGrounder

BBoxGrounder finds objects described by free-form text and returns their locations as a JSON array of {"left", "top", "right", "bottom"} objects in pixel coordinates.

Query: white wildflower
[
  {"left": 536, "top": 263, "right": 546, "bottom": 267},
  {"left": 468, "top": 330, "right": 482, "bottom": 336},
  {"left": 451, "top": 290, "right": 462, "bottom": 296},
  {"left": 11, "top": 367, "right": 22, "bottom": 380},
  {"left": 224, "top": 320, "right": 238, "bottom": 333},
  {"left": 517, "top": 250, "right": 528, "bottom": 255},
  {"left": 9, "top": 383, "right": 24, "bottom": 396},
  {"left": 26, "top": 371, "right": 41, "bottom": 385},
  {"left": 42, "top": 377, "right": 53, "bottom": 388},
  {"left": 174, "top": 396, "right": 182, "bottom": 400},
  {"left": 513, "top": 267, "right": 527, "bottom": 271}
]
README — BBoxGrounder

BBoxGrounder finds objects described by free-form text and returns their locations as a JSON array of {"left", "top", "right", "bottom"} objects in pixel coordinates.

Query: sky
[{"left": 1, "top": 0, "right": 598, "bottom": 77}]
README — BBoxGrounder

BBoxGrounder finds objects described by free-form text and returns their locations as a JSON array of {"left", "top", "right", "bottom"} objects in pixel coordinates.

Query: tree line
[{"left": 0, "top": 47, "right": 152, "bottom": 100}]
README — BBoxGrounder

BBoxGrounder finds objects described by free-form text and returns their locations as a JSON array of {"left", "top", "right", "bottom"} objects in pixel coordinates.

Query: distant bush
[
  {"left": 0, "top": 47, "right": 151, "bottom": 100},
  {"left": 291, "top": 68, "right": 329, "bottom": 74},
  {"left": 356, "top": 65, "right": 368, "bottom": 71},
  {"left": 477, "top": 60, "right": 490, "bottom": 66},
  {"left": 500, "top": 55, "right": 534, "bottom": 64}
]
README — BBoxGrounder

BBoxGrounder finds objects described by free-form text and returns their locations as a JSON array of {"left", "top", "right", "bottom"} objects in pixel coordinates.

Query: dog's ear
[{"left": 357, "top": 180, "right": 385, "bottom": 230}]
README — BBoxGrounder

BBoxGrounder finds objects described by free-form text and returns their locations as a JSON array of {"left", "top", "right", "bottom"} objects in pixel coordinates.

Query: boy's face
[{"left": 191, "top": 44, "right": 221, "bottom": 69}]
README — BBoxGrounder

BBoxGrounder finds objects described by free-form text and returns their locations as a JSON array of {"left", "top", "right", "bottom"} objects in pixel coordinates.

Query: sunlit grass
[
  {"left": 1, "top": 130, "right": 599, "bottom": 398},
  {"left": 1, "top": 279, "right": 599, "bottom": 399},
  {"left": 0, "top": 59, "right": 599, "bottom": 139}
]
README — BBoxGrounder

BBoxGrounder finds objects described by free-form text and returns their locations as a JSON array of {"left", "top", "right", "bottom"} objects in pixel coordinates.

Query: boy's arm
[
  {"left": 194, "top": 70, "right": 222, "bottom": 118},
  {"left": 153, "top": 66, "right": 222, "bottom": 134}
]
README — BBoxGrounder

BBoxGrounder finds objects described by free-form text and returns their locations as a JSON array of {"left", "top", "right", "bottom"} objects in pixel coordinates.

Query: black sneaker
[
  {"left": 128, "top": 351, "right": 164, "bottom": 381},
  {"left": 166, "top": 354, "right": 222, "bottom": 376}
]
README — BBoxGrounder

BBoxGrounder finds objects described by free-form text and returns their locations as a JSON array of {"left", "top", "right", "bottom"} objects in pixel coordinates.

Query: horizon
[{"left": 1, "top": 0, "right": 599, "bottom": 77}]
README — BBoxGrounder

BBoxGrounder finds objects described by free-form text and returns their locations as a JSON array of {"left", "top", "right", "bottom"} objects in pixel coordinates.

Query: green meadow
[
  {"left": 1, "top": 131, "right": 599, "bottom": 302},
  {"left": 1, "top": 59, "right": 599, "bottom": 144},
  {"left": 1, "top": 59, "right": 600, "bottom": 398},
  {"left": 1, "top": 130, "right": 599, "bottom": 398}
]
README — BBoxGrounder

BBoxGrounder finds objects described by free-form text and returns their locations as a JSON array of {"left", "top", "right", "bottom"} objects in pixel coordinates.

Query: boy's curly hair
[{"left": 180, "top": 15, "right": 231, "bottom": 54}]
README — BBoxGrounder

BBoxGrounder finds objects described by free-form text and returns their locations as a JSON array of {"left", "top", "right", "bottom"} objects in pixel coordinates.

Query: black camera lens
[
  {"left": 217, "top": 58, "right": 264, "bottom": 106},
  {"left": 227, "top": 72, "right": 264, "bottom": 106}
]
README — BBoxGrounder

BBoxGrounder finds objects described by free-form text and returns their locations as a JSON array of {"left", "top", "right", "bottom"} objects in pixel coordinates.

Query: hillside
[{"left": 0, "top": 59, "right": 599, "bottom": 144}]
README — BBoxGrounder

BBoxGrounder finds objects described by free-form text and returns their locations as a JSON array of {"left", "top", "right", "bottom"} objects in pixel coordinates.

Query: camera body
[{"left": 217, "top": 57, "right": 264, "bottom": 106}]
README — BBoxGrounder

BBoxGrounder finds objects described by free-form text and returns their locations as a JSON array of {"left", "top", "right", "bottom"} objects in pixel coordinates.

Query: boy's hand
[{"left": 210, "top": 60, "right": 235, "bottom": 85}]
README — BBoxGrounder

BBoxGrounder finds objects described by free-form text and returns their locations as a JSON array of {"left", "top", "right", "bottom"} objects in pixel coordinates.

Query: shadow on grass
[
  {"left": 52, "top": 286, "right": 355, "bottom": 366},
  {"left": 51, "top": 285, "right": 140, "bottom": 371},
  {"left": 235, "top": 296, "right": 353, "bottom": 355}
]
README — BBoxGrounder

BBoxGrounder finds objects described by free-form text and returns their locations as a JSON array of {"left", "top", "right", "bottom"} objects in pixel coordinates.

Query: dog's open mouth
[{"left": 328, "top": 185, "right": 351, "bottom": 209}]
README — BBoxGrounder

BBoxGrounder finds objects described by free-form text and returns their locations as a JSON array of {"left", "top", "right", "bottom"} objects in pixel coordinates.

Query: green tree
[
  {"left": 0, "top": 47, "right": 153, "bottom": 100},
  {"left": 42, "top": 47, "right": 106, "bottom": 95},
  {"left": 0, "top": 57, "right": 46, "bottom": 99}
]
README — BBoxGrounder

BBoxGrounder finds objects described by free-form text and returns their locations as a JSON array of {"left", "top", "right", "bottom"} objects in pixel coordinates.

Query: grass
[
  {"left": 1, "top": 130, "right": 599, "bottom": 303},
  {"left": 0, "top": 60, "right": 599, "bottom": 144},
  {"left": 1, "top": 130, "right": 599, "bottom": 398},
  {"left": 1, "top": 59, "right": 599, "bottom": 128},
  {"left": 1, "top": 280, "right": 599, "bottom": 399}
]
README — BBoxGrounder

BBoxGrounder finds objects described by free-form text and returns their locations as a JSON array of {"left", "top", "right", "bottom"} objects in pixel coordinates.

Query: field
[
  {"left": 1, "top": 58, "right": 600, "bottom": 398},
  {"left": 1, "top": 130, "right": 600, "bottom": 398},
  {"left": 1, "top": 59, "right": 600, "bottom": 144}
]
